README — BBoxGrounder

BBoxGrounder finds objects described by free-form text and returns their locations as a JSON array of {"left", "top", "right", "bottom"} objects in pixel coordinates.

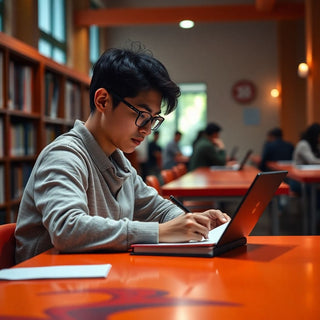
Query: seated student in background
[
  {"left": 259, "top": 127, "right": 294, "bottom": 171},
  {"left": 162, "top": 130, "right": 187, "bottom": 169},
  {"left": 292, "top": 123, "right": 320, "bottom": 219},
  {"left": 189, "top": 122, "right": 227, "bottom": 171},
  {"left": 293, "top": 123, "right": 320, "bottom": 165},
  {"left": 147, "top": 130, "right": 162, "bottom": 176},
  {"left": 15, "top": 44, "right": 230, "bottom": 263}
]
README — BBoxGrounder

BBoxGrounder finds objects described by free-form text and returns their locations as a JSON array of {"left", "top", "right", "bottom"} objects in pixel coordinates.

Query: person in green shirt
[{"left": 189, "top": 122, "right": 227, "bottom": 171}]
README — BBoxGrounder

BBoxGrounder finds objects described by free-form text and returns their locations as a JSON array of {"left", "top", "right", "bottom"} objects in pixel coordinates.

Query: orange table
[
  {"left": 1, "top": 236, "right": 319, "bottom": 319},
  {"left": 162, "top": 166, "right": 289, "bottom": 234},
  {"left": 268, "top": 162, "right": 320, "bottom": 234}
]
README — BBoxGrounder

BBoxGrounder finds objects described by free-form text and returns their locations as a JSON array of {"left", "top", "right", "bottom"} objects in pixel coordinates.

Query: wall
[{"left": 107, "top": 20, "right": 284, "bottom": 159}]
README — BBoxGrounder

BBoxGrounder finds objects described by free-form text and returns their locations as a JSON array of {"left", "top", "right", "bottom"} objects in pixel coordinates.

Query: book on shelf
[
  {"left": 8, "top": 61, "right": 33, "bottom": 112},
  {"left": 0, "top": 117, "right": 3, "bottom": 157},
  {"left": 65, "top": 81, "right": 81, "bottom": 121},
  {"left": 10, "top": 163, "right": 33, "bottom": 200},
  {"left": 45, "top": 126, "right": 61, "bottom": 144},
  {"left": 0, "top": 51, "right": 3, "bottom": 109},
  {"left": 45, "top": 72, "right": 60, "bottom": 118},
  {"left": 0, "top": 165, "right": 4, "bottom": 204},
  {"left": 9, "top": 122, "right": 36, "bottom": 156},
  {"left": 0, "top": 209, "right": 6, "bottom": 225}
]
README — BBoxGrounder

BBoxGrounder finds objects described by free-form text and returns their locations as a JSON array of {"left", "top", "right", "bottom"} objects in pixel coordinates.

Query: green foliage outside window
[{"left": 157, "top": 83, "right": 207, "bottom": 156}]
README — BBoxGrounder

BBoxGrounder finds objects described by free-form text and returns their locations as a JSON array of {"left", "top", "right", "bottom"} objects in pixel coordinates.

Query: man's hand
[
  {"left": 201, "top": 209, "right": 231, "bottom": 229},
  {"left": 159, "top": 209, "right": 230, "bottom": 243},
  {"left": 211, "top": 137, "right": 225, "bottom": 149}
]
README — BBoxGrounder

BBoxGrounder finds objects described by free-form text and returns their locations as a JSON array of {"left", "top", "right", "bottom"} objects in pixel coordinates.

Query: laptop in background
[
  {"left": 229, "top": 146, "right": 239, "bottom": 161},
  {"left": 211, "top": 149, "right": 253, "bottom": 171},
  {"left": 131, "top": 170, "right": 288, "bottom": 257}
]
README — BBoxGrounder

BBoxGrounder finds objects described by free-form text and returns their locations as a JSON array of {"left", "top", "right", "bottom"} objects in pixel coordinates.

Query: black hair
[
  {"left": 89, "top": 42, "right": 180, "bottom": 115},
  {"left": 301, "top": 123, "right": 320, "bottom": 155},
  {"left": 268, "top": 127, "right": 283, "bottom": 139},
  {"left": 205, "top": 122, "right": 221, "bottom": 136}
]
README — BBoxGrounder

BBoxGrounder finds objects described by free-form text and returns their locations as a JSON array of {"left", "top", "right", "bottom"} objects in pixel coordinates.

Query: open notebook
[
  {"left": 131, "top": 170, "right": 287, "bottom": 257},
  {"left": 210, "top": 149, "right": 253, "bottom": 171}
]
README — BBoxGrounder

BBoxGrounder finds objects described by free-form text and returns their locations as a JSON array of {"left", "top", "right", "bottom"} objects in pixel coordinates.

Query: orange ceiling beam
[
  {"left": 75, "top": 3, "right": 304, "bottom": 27},
  {"left": 255, "top": 0, "right": 276, "bottom": 12}
]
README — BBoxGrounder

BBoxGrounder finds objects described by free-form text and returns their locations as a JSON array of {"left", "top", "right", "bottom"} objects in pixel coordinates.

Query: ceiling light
[{"left": 179, "top": 20, "right": 194, "bottom": 29}]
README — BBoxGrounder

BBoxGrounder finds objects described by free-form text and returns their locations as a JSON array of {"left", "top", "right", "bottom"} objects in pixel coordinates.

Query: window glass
[
  {"left": 90, "top": 26, "right": 99, "bottom": 62},
  {"left": 38, "top": 0, "right": 51, "bottom": 34},
  {"left": 158, "top": 83, "right": 207, "bottom": 157},
  {"left": 53, "top": 47, "right": 66, "bottom": 64},
  {"left": 53, "top": 0, "right": 65, "bottom": 41},
  {"left": 38, "top": 0, "right": 66, "bottom": 64},
  {"left": 89, "top": 25, "right": 100, "bottom": 75},
  {"left": 38, "top": 39, "right": 52, "bottom": 58},
  {"left": 0, "top": 0, "right": 4, "bottom": 31}
]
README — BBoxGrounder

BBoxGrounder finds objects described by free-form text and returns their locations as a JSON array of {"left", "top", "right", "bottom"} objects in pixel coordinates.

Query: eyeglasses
[{"left": 111, "top": 92, "right": 165, "bottom": 131}]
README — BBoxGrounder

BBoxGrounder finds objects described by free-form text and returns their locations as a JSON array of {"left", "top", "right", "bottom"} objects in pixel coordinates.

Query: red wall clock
[{"left": 231, "top": 80, "right": 256, "bottom": 104}]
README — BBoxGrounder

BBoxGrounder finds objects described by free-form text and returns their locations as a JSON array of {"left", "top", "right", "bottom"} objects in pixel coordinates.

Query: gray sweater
[
  {"left": 293, "top": 140, "right": 320, "bottom": 165},
  {"left": 15, "top": 120, "right": 182, "bottom": 263}
]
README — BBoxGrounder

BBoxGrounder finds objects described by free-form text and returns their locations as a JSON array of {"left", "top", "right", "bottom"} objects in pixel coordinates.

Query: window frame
[{"left": 38, "top": 0, "right": 67, "bottom": 64}]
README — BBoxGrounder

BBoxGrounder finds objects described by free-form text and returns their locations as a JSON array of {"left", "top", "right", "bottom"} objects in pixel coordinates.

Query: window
[
  {"left": 38, "top": 0, "right": 66, "bottom": 64},
  {"left": 89, "top": 25, "right": 100, "bottom": 75},
  {"left": 157, "top": 83, "right": 207, "bottom": 156},
  {"left": 89, "top": 0, "right": 100, "bottom": 75},
  {"left": 0, "top": 0, "right": 3, "bottom": 32}
]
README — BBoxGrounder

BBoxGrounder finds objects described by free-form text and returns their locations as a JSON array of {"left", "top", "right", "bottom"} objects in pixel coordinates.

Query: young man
[
  {"left": 15, "top": 46, "right": 230, "bottom": 263},
  {"left": 259, "top": 127, "right": 294, "bottom": 171}
]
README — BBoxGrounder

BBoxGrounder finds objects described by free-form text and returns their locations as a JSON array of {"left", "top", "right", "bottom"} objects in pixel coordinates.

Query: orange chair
[
  {"left": 145, "top": 175, "right": 162, "bottom": 195},
  {"left": 172, "top": 166, "right": 181, "bottom": 179},
  {"left": 0, "top": 223, "right": 16, "bottom": 269},
  {"left": 160, "top": 169, "right": 175, "bottom": 184},
  {"left": 176, "top": 163, "right": 188, "bottom": 176}
]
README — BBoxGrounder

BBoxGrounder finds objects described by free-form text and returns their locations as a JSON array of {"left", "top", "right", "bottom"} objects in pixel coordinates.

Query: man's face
[{"left": 101, "top": 89, "right": 163, "bottom": 155}]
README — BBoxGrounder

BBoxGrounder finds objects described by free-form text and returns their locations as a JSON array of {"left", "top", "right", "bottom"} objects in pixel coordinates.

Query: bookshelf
[{"left": 0, "top": 32, "right": 91, "bottom": 224}]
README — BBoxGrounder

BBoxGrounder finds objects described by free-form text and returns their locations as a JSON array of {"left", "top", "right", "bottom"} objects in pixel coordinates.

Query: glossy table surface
[
  {"left": 162, "top": 166, "right": 289, "bottom": 197},
  {"left": 268, "top": 162, "right": 320, "bottom": 183},
  {"left": 1, "top": 236, "right": 319, "bottom": 319}
]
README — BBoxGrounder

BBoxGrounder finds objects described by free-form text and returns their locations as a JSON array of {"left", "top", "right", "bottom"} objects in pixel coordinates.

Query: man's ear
[{"left": 94, "top": 88, "right": 112, "bottom": 112}]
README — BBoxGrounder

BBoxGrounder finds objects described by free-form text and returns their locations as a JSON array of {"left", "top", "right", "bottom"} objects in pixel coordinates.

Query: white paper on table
[{"left": 0, "top": 264, "right": 112, "bottom": 280}]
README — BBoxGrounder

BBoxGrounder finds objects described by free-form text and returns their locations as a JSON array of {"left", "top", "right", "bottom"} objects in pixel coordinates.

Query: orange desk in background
[
  {"left": 1, "top": 236, "right": 319, "bottom": 319},
  {"left": 268, "top": 162, "right": 320, "bottom": 234},
  {"left": 162, "top": 166, "right": 289, "bottom": 234}
]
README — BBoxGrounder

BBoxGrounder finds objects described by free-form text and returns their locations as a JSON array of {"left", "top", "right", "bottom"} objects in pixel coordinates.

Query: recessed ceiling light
[{"left": 179, "top": 20, "right": 195, "bottom": 29}]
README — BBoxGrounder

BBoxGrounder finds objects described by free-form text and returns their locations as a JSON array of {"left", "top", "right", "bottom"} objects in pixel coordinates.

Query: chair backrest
[
  {"left": 160, "top": 169, "right": 175, "bottom": 184},
  {"left": 145, "top": 175, "right": 162, "bottom": 195},
  {"left": 172, "top": 163, "right": 187, "bottom": 178},
  {"left": 176, "top": 163, "right": 187, "bottom": 175},
  {"left": 0, "top": 223, "right": 16, "bottom": 269}
]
